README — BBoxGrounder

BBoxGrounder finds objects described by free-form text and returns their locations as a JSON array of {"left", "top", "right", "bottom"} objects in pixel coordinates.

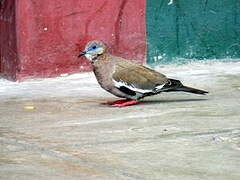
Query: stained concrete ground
[{"left": 0, "top": 61, "right": 240, "bottom": 180}]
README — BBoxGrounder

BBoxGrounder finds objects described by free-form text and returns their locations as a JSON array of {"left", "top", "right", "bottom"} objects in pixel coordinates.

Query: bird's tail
[
  {"left": 173, "top": 85, "right": 208, "bottom": 95},
  {"left": 162, "top": 79, "right": 208, "bottom": 95}
]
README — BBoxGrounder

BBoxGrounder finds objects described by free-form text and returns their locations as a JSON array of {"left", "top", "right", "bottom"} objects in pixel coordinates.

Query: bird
[{"left": 78, "top": 40, "right": 208, "bottom": 107}]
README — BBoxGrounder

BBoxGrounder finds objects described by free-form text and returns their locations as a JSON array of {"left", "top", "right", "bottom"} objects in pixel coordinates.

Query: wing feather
[{"left": 112, "top": 59, "right": 168, "bottom": 92}]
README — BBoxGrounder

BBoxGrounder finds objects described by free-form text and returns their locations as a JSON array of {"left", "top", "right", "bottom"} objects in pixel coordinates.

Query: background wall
[
  {"left": 0, "top": 0, "right": 146, "bottom": 81},
  {"left": 0, "top": 0, "right": 18, "bottom": 80},
  {"left": 147, "top": 0, "right": 240, "bottom": 64},
  {"left": 1, "top": 0, "right": 240, "bottom": 81}
]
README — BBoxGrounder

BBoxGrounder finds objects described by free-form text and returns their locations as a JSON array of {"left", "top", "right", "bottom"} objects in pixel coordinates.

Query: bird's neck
[
  {"left": 92, "top": 53, "right": 104, "bottom": 61},
  {"left": 92, "top": 53, "right": 110, "bottom": 65}
]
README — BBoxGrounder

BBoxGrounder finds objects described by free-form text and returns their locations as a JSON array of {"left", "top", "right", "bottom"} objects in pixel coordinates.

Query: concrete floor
[{"left": 0, "top": 61, "right": 240, "bottom": 180}]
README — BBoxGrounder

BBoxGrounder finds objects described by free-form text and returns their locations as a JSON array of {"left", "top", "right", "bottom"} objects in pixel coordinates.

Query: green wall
[{"left": 146, "top": 0, "right": 240, "bottom": 64}]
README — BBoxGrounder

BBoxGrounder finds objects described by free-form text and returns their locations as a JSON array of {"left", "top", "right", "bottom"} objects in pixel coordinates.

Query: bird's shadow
[{"left": 140, "top": 98, "right": 208, "bottom": 105}]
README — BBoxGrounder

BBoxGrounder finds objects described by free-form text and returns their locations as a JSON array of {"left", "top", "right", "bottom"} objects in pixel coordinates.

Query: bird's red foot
[
  {"left": 112, "top": 100, "right": 140, "bottom": 107},
  {"left": 101, "top": 99, "right": 128, "bottom": 105}
]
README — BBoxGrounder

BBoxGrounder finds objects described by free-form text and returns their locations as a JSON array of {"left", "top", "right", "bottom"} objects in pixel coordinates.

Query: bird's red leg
[
  {"left": 101, "top": 99, "right": 129, "bottom": 105},
  {"left": 112, "top": 100, "right": 140, "bottom": 107}
]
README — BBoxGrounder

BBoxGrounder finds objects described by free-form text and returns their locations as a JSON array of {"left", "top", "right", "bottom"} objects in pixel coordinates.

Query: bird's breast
[{"left": 93, "top": 63, "right": 115, "bottom": 91}]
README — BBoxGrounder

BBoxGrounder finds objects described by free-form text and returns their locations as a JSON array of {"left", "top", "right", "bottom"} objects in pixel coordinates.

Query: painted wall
[
  {"left": 0, "top": 0, "right": 18, "bottom": 80},
  {"left": 1, "top": 0, "right": 240, "bottom": 81},
  {"left": 0, "top": 0, "right": 146, "bottom": 81},
  {"left": 147, "top": 0, "right": 240, "bottom": 64}
]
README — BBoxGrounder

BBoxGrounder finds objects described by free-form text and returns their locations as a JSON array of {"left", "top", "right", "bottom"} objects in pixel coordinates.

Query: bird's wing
[{"left": 112, "top": 59, "right": 168, "bottom": 93}]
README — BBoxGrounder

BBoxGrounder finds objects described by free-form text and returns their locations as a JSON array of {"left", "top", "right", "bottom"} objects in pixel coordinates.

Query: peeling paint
[{"left": 168, "top": 0, "right": 174, "bottom": 5}]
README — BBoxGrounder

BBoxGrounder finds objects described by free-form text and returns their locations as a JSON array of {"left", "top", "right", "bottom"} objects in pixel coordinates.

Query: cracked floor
[{"left": 0, "top": 61, "right": 240, "bottom": 180}]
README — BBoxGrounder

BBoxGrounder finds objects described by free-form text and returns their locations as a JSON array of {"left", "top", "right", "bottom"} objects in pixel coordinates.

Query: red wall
[
  {"left": 0, "top": 0, "right": 146, "bottom": 81},
  {"left": 0, "top": 0, "right": 18, "bottom": 80}
]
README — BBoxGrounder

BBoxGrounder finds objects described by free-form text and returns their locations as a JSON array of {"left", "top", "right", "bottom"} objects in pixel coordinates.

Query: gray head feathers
[{"left": 78, "top": 41, "right": 107, "bottom": 62}]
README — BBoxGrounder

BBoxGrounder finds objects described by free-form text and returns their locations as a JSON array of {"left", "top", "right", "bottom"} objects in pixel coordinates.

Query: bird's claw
[
  {"left": 111, "top": 100, "right": 140, "bottom": 107},
  {"left": 101, "top": 99, "right": 129, "bottom": 105}
]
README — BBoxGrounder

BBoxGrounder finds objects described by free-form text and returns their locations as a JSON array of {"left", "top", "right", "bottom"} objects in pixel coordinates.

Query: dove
[{"left": 78, "top": 41, "right": 208, "bottom": 107}]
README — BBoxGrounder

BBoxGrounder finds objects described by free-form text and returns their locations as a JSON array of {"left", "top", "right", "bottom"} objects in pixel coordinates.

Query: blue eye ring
[{"left": 92, "top": 45, "right": 97, "bottom": 50}]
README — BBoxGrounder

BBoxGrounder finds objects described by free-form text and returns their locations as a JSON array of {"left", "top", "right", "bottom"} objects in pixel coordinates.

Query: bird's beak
[{"left": 78, "top": 51, "right": 86, "bottom": 58}]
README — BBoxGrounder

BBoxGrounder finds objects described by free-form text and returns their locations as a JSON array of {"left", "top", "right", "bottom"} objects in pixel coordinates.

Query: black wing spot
[
  {"left": 163, "top": 79, "right": 181, "bottom": 89},
  {"left": 118, "top": 86, "right": 136, "bottom": 96},
  {"left": 160, "top": 79, "right": 183, "bottom": 92}
]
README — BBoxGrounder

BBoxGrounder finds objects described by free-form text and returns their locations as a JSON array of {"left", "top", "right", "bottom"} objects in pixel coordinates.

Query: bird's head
[{"left": 78, "top": 41, "right": 106, "bottom": 62}]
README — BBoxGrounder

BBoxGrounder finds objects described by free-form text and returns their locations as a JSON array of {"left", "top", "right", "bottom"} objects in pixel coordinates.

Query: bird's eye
[{"left": 92, "top": 45, "right": 97, "bottom": 50}]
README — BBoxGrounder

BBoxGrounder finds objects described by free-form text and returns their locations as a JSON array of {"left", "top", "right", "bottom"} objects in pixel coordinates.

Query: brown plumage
[{"left": 78, "top": 40, "right": 208, "bottom": 107}]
